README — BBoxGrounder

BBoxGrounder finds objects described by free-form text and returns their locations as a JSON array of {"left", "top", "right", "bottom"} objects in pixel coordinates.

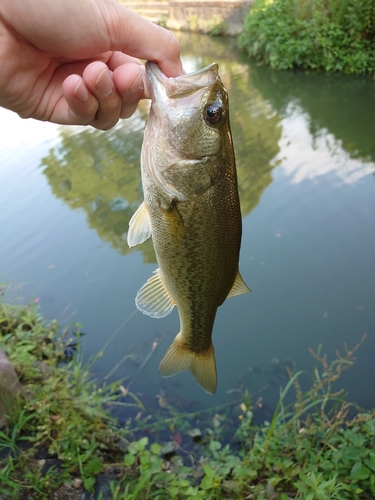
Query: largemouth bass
[{"left": 127, "top": 62, "right": 250, "bottom": 394}]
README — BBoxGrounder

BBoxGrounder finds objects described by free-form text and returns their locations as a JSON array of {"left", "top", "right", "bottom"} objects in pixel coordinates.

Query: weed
[
  {"left": 0, "top": 300, "right": 141, "bottom": 497},
  {"left": 93, "top": 334, "right": 375, "bottom": 499},
  {"left": 0, "top": 295, "right": 374, "bottom": 499}
]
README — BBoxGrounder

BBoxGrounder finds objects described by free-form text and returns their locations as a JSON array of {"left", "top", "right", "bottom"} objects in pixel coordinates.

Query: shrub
[{"left": 238, "top": 0, "right": 375, "bottom": 74}]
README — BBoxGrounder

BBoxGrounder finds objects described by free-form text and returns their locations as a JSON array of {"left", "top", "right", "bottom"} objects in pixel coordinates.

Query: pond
[{"left": 1, "top": 33, "right": 374, "bottom": 417}]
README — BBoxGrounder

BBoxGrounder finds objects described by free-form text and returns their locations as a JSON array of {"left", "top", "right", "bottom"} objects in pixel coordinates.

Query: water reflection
[
  {"left": 1, "top": 33, "right": 375, "bottom": 411},
  {"left": 41, "top": 109, "right": 153, "bottom": 262},
  {"left": 41, "top": 35, "right": 374, "bottom": 258},
  {"left": 40, "top": 36, "right": 283, "bottom": 256},
  {"left": 177, "top": 33, "right": 283, "bottom": 215},
  {"left": 249, "top": 61, "right": 375, "bottom": 175}
]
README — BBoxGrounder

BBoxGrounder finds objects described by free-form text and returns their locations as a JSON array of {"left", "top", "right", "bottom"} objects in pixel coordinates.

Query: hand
[{"left": 0, "top": 0, "right": 183, "bottom": 129}]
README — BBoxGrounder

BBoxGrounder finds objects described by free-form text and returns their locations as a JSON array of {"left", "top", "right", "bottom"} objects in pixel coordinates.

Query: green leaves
[
  {"left": 82, "top": 457, "right": 103, "bottom": 492},
  {"left": 350, "top": 461, "right": 371, "bottom": 481},
  {"left": 2, "top": 299, "right": 375, "bottom": 499},
  {"left": 239, "top": 0, "right": 375, "bottom": 74}
]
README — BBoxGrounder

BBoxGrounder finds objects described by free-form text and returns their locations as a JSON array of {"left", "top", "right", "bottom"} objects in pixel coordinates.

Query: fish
[{"left": 127, "top": 61, "right": 250, "bottom": 395}]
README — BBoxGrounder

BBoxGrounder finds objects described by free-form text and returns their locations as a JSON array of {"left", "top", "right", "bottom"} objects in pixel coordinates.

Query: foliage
[
  {"left": 235, "top": 334, "right": 375, "bottom": 499},
  {"left": 39, "top": 114, "right": 157, "bottom": 260},
  {"left": 39, "top": 58, "right": 283, "bottom": 237},
  {"left": 186, "top": 13, "right": 228, "bottom": 36},
  {"left": 245, "top": 58, "right": 375, "bottom": 165},
  {"left": 239, "top": 0, "right": 375, "bottom": 74},
  {"left": 0, "top": 299, "right": 141, "bottom": 498},
  {"left": 1, "top": 295, "right": 374, "bottom": 499}
]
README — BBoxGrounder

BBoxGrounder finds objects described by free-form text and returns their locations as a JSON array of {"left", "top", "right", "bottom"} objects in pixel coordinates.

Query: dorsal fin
[
  {"left": 127, "top": 201, "right": 152, "bottom": 247},
  {"left": 227, "top": 271, "right": 251, "bottom": 298},
  {"left": 135, "top": 268, "right": 175, "bottom": 318}
]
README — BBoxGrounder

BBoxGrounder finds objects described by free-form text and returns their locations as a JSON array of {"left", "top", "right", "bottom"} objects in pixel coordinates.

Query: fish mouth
[{"left": 145, "top": 62, "right": 219, "bottom": 101}]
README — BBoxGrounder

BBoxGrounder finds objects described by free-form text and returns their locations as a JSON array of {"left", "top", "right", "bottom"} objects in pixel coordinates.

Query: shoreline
[{"left": 1, "top": 297, "right": 374, "bottom": 498}]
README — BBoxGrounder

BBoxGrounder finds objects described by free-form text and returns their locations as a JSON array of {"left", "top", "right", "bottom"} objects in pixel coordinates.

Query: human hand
[{"left": 0, "top": 0, "right": 183, "bottom": 129}]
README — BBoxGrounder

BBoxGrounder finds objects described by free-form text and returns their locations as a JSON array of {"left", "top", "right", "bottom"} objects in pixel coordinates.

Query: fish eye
[{"left": 205, "top": 102, "right": 223, "bottom": 125}]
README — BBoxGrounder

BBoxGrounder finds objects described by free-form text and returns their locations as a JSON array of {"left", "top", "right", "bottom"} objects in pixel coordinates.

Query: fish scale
[{"left": 127, "top": 61, "right": 250, "bottom": 394}]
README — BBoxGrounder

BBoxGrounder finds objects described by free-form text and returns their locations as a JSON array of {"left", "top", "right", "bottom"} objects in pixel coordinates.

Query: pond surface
[{"left": 1, "top": 34, "right": 374, "bottom": 416}]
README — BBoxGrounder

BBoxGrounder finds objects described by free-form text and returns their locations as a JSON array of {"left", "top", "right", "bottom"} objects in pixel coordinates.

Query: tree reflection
[
  {"left": 40, "top": 108, "right": 155, "bottom": 262},
  {"left": 249, "top": 61, "right": 375, "bottom": 164},
  {"left": 40, "top": 35, "right": 283, "bottom": 258},
  {"left": 178, "top": 33, "right": 282, "bottom": 215}
]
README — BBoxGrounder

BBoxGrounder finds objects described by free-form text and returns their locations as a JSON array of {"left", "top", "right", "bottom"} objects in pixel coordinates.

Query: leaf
[
  {"left": 150, "top": 442, "right": 162, "bottom": 455},
  {"left": 209, "top": 440, "right": 221, "bottom": 452},
  {"left": 124, "top": 453, "right": 136, "bottom": 466},
  {"left": 161, "top": 441, "right": 176, "bottom": 457},
  {"left": 188, "top": 428, "right": 202, "bottom": 442},
  {"left": 83, "top": 476, "right": 96, "bottom": 493},
  {"left": 135, "top": 436, "right": 148, "bottom": 451},
  {"left": 212, "top": 414, "right": 222, "bottom": 428},
  {"left": 200, "top": 475, "right": 213, "bottom": 490},
  {"left": 168, "top": 485, "right": 180, "bottom": 497},
  {"left": 202, "top": 463, "right": 215, "bottom": 479},
  {"left": 350, "top": 461, "right": 363, "bottom": 476},
  {"left": 222, "top": 479, "right": 239, "bottom": 493},
  {"left": 83, "top": 457, "right": 103, "bottom": 475},
  {"left": 364, "top": 455, "right": 375, "bottom": 472},
  {"left": 351, "top": 465, "right": 371, "bottom": 481}
]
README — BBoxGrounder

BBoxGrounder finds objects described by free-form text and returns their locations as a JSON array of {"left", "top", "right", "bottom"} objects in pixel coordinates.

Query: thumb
[{"left": 100, "top": 0, "right": 183, "bottom": 77}]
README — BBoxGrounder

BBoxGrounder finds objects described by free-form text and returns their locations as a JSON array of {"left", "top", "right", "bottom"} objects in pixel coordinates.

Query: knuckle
[
  {"left": 93, "top": 119, "right": 119, "bottom": 131},
  {"left": 92, "top": 110, "right": 120, "bottom": 130},
  {"left": 120, "top": 102, "right": 138, "bottom": 119},
  {"left": 166, "top": 30, "right": 181, "bottom": 57}
]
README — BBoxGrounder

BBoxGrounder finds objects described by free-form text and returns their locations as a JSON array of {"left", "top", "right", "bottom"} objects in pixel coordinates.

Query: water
[{"left": 1, "top": 33, "right": 374, "bottom": 415}]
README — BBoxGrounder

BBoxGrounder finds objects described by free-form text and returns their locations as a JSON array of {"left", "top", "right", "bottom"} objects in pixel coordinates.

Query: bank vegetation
[
  {"left": 239, "top": 0, "right": 375, "bottom": 75},
  {"left": 1, "top": 293, "right": 375, "bottom": 499}
]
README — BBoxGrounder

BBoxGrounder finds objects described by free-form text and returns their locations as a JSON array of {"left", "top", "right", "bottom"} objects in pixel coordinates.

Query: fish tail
[{"left": 159, "top": 334, "right": 217, "bottom": 395}]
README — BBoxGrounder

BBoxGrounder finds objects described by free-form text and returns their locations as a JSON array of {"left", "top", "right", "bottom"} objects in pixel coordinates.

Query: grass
[
  {"left": 0, "top": 287, "right": 375, "bottom": 499},
  {"left": 0, "top": 293, "right": 140, "bottom": 498}
]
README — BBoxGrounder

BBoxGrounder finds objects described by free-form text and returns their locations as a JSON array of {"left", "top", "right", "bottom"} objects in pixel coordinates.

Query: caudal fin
[{"left": 159, "top": 335, "right": 217, "bottom": 395}]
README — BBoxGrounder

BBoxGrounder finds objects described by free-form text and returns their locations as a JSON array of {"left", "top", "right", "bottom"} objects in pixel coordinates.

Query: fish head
[{"left": 142, "top": 62, "right": 233, "bottom": 201}]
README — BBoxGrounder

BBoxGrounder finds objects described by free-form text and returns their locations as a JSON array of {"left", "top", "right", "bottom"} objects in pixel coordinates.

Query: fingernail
[
  {"left": 74, "top": 80, "right": 89, "bottom": 103},
  {"left": 96, "top": 69, "right": 113, "bottom": 96},
  {"left": 128, "top": 68, "right": 144, "bottom": 95}
]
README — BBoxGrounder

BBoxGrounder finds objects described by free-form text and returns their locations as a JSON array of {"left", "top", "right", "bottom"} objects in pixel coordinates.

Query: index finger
[{"left": 104, "top": 3, "right": 183, "bottom": 77}]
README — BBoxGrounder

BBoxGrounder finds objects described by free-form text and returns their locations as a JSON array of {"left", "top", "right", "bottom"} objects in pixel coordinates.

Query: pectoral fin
[
  {"left": 127, "top": 201, "right": 152, "bottom": 247},
  {"left": 160, "top": 200, "right": 186, "bottom": 246},
  {"left": 227, "top": 271, "right": 251, "bottom": 298},
  {"left": 135, "top": 268, "right": 175, "bottom": 318}
]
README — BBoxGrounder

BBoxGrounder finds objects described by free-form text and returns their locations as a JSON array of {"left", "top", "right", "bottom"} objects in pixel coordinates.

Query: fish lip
[
  {"left": 182, "top": 62, "right": 218, "bottom": 78},
  {"left": 145, "top": 61, "right": 219, "bottom": 100},
  {"left": 146, "top": 61, "right": 218, "bottom": 81}
]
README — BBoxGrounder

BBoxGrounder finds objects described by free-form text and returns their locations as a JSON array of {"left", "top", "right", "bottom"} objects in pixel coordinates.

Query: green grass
[
  {"left": 239, "top": 0, "right": 375, "bottom": 75},
  {"left": 0, "top": 296, "right": 140, "bottom": 498},
  {"left": 1, "top": 289, "right": 375, "bottom": 499}
]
